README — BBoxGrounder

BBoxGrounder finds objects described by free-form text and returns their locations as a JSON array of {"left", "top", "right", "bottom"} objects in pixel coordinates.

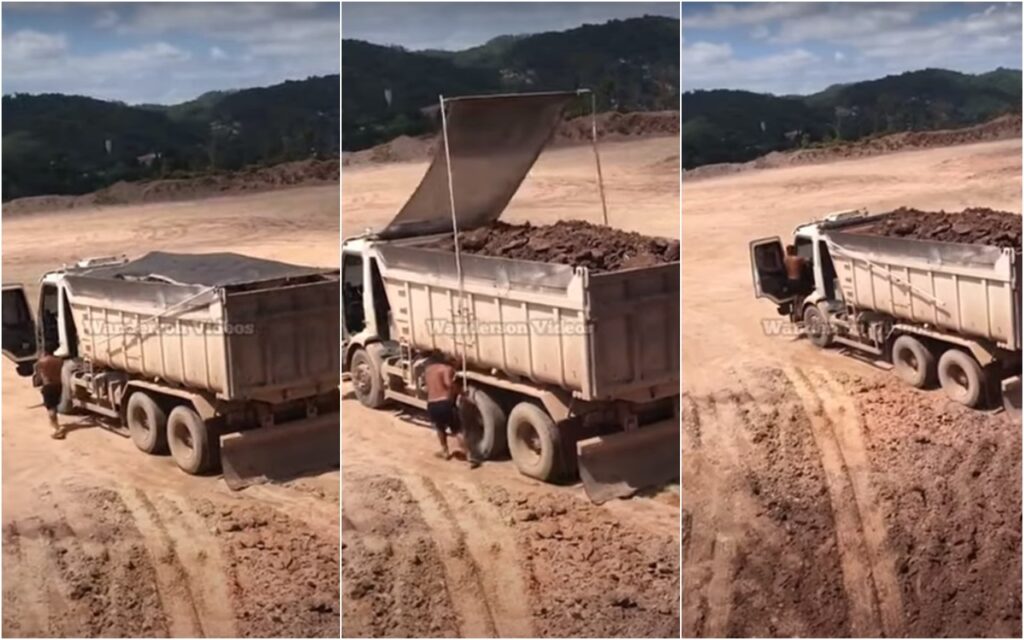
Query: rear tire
[
  {"left": 126, "top": 391, "right": 168, "bottom": 454},
  {"left": 803, "top": 305, "right": 833, "bottom": 348},
  {"left": 350, "top": 347, "right": 386, "bottom": 408},
  {"left": 938, "top": 349, "right": 985, "bottom": 408},
  {"left": 507, "top": 402, "right": 561, "bottom": 481},
  {"left": 461, "top": 388, "right": 507, "bottom": 460},
  {"left": 167, "top": 405, "right": 219, "bottom": 474},
  {"left": 891, "top": 335, "right": 935, "bottom": 389}
]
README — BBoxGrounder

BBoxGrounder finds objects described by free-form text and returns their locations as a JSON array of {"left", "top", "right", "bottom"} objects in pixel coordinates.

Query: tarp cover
[
  {"left": 77, "top": 251, "right": 332, "bottom": 287},
  {"left": 379, "top": 91, "right": 579, "bottom": 240}
]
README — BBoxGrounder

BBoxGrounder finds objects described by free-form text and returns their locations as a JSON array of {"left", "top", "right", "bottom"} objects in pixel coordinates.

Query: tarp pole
[
  {"left": 589, "top": 91, "right": 610, "bottom": 226},
  {"left": 439, "top": 94, "right": 469, "bottom": 383}
]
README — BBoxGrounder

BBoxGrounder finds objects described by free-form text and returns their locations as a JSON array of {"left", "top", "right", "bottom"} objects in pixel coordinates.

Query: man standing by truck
[
  {"left": 424, "top": 353, "right": 477, "bottom": 467},
  {"left": 33, "top": 351, "right": 65, "bottom": 440}
]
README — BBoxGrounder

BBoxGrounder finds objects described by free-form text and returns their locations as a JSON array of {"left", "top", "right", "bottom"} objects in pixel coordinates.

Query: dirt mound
[
  {"left": 433, "top": 220, "right": 679, "bottom": 272},
  {"left": 481, "top": 487, "right": 679, "bottom": 638},
  {"left": 342, "top": 111, "right": 681, "bottom": 168},
  {"left": 686, "top": 114, "right": 1023, "bottom": 181},
  {"left": 341, "top": 474, "right": 459, "bottom": 638},
  {"left": 194, "top": 500, "right": 340, "bottom": 638},
  {"left": 3, "top": 158, "right": 340, "bottom": 215},
  {"left": 849, "top": 374, "right": 1021, "bottom": 637},
  {"left": 855, "top": 207, "right": 1021, "bottom": 248}
]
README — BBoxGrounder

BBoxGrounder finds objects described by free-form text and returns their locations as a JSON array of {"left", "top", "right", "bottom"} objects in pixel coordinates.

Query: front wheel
[
  {"left": 803, "top": 305, "right": 833, "bottom": 348},
  {"left": 350, "top": 347, "right": 386, "bottom": 408},
  {"left": 507, "top": 402, "right": 562, "bottom": 481},
  {"left": 167, "top": 405, "right": 219, "bottom": 475},
  {"left": 938, "top": 349, "right": 985, "bottom": 408}
]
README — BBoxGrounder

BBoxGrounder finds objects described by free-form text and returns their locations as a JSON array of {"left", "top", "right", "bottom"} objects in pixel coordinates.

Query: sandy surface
[
  {"left": 341, "top": 136, "right": 682, "bottom": 637},
  {"left": 1, "top": 185, "right": 341, "bottom": 637},
  {"left": 681, "top": 139, "right": 1022, "bottom": 637}
]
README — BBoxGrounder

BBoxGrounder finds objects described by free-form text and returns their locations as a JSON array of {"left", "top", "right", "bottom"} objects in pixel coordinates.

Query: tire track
[
  {"left": 2, "top": 516, "right": 73, "bottom": 637},
  {"left": 402, "top": 474, "right": 498, "bottom": 638},
  {"left": 118, "top": 488, "right": 205, "bottom": 637},
  {"left": 785, "top": 365, "right": 903, "bottom": 637},
  {"left": 445, "top": 481, "right": 534, "bottom": 637},
  {"left": 809, "top": 369, "right": 905, "bottom": 637},
  {"left": 159, "top": 495, "right": 239, "bottom": 638}
]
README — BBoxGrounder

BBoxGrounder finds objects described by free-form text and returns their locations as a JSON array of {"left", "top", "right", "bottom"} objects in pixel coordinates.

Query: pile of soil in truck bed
[
  {"left": 855, "top": 207, "right": 1021, "bottom": 249},
  {"left": 432, "top": 220, "right": 680, "bottom": 272}
]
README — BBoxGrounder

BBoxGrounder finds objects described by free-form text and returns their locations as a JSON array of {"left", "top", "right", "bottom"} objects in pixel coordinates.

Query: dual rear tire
[
  {"left": 125, "top": 391, "right": 217, "bottom": 474},
  {"left": 891, "top": 335, "right": 986, "bottom": 408}
]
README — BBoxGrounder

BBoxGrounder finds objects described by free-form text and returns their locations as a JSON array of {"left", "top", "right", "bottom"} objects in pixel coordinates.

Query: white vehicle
[
  {"left": 750, "top": 209, "right": 1021, "bottom": 415},
  {"left": 342, "top": 91, "right": 680, "bottom": 503},
  {"left": 2, "top": 252, "right": 340, "bottom": 486}
]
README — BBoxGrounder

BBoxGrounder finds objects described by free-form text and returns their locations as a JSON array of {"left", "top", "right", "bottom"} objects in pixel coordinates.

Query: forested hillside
[
  {"left": 3, "top": 75, "right": 339, "bottom": 201},
  {"left": 681, "top": 68, "right": 1022, "bottom": 169}
]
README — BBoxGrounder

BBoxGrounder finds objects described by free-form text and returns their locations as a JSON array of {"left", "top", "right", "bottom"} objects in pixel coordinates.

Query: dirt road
[
  {"left": 682, "top": 139, "right": 1022, "bottom": 637},
  {"left": 341, "top": 137, "right": 681, "bottom": 637},
  {"left": 2, "top": 186, "right": 341, "bottom": 637}
]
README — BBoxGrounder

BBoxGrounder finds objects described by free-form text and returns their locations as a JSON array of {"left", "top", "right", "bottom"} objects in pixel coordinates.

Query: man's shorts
[
  {"left": 41, "top": 384, "right": 62, "bottom": 411},
  {"left": 427, "top": 399, "right": 460, "bottom": 434}
]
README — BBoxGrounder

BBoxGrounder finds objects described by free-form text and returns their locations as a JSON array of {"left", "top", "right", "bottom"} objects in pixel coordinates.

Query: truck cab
[
  {"left": 2, "top": 256, "right": 128, "bottom": 376},
  {"left": 341, "top": 234, "right": 392, "bottom": 371}
]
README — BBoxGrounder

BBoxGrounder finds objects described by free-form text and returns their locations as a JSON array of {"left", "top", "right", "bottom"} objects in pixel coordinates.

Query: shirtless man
[
  {"left": 783, "top": 244, "right": 808, "bottom": 294},
  {"left": 424, "top": 353, "right": 476, "bottom": 466},
  {"left": 34, "top": 352, "right": 65, "bottom": 440}
]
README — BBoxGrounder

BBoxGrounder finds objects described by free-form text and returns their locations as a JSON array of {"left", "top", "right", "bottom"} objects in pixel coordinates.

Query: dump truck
[
  {"left": 2, "top": 252, "right": 340, "bottom": 487},
  {"left": 342, "top": 91, "right": 680, "bottom": 503},
  {"left": 751, "top": 209, "right": 1021, "bottom": 416}
]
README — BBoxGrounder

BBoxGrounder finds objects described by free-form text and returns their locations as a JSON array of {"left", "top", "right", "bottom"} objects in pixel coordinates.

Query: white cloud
[
  {"left": 4, "top": 30, "right": 68, "bottom": 67},
  {"left": 93, "top": 9, "right": 120, "bottom": 29},
  {"left": 682, "top": 40, "right": 820, "bottom": 93},
  {"left": 834, "top": 51, "right": 846, "bottom": 62},
  {"left": 683, "top": 3, "right": 816, "bottom": 30},
  {"left": 210, "top": 46, "right": 228, "bottom": 61}
]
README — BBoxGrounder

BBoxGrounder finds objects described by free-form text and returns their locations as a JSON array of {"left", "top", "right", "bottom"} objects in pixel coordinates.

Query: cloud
[
  {"left": 682, "top": 40, "right": 820, "bottom": 93},
  {"left": 93, "top": 9, "right": 120, "bottom": 29},
  {"left": 4, "top": 29, "right": 68, "bottom": 66},
  {"left": 683, "top": 3, "right": 815, "bottom": 30},
  {"left": 210, "top": 45, "right": 228, "bottom": 60}
]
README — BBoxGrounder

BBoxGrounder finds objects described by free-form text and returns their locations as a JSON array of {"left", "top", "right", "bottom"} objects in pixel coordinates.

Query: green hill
[
  {"left": 3, "top": 75, "right": 339, "bottom": 201},
  {"left": 342, "top": 15, "right": 680, "bottom": 151},
  {"left": 682, "top": 68, "right": 1022, "bottom": 170}
]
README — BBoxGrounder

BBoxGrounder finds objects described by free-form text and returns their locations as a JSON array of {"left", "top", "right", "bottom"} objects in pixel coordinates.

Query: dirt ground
[
  {"left": 1, "top": 185, "right": 341, "bottom": 637},
  {"left": 682, "top": 138, "right": 1022, "bottom": 637},
  {"left": 341, "top": 136, "right": 681, "bottom": 637}
]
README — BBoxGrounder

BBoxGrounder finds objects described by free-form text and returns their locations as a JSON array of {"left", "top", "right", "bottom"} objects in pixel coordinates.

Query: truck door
[
  {"left": 749, "top": 237, "right": 797, "bottom": 304},
  {"left": 341, "top": 251, "right": 365, "bottom": 342},
  {"left": 2, "top": 284, "right": 39, "bottom": 375}
]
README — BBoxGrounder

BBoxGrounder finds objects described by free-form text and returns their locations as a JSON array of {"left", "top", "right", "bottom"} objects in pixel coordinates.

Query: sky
[
  {"left": 341, "top": 2, "right": 679, "bottom": 51},
  {"left": 2, "top": 2, "right": 340, "bottom": 105},
  {"left": 683, "top": 2, "right": 1022, "bottom": 95}
]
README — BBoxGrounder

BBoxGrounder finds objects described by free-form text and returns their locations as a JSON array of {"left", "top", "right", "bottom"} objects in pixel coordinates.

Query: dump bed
[
  {"left": 374, "top": 238, "right": 679, "bottom": 402},
  {"left": 62, "top": 253, "right": 339, "bottom": 403},
  {"left": 824, "top": 227, "right": 1021, "bottom": 352}
]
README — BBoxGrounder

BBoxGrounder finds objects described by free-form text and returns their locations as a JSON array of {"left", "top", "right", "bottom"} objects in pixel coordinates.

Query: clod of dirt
[
  {"left": 432, "top": 220, "right": 679, "bottom": 272},
  {"left": 853, "top": 207, "right": 1021, "bottom": 249}
]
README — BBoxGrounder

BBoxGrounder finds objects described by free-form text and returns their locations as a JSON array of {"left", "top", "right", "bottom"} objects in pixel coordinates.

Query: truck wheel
[
  {"left": 938, "top": 349, "right": 985, "bottom": 408},
  {"left": 126, "top": 391, "right": 168, "bottom": 454},
  {"left": 167, "top": 405, "right": 219, "bottom": 475},
  {"left": 507, "top": 402, "right": 561, "bottom": 481},
  {"left": 350, "top": 347, "right": 386, "bottom": 408},
  {"left": 57, "top": 359, "right": 82, "bottom": 415},
  {"left": 461, "top": 388, "right": 508, "bottom": 460},
  {"left": 803, "top": 305, "right": 833, "bottom": 348},
  {"left": 892, "top": 335, "right": 935, "bottom": 389}
]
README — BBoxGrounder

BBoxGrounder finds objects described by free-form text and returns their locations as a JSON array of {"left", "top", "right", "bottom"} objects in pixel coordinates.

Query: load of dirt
[
  {"left": 3, "top": 158, "right": 340, "bottom": 216},
  {"left": 686, "top": 113, "right": 1023, "bottom": 181},
  {"left": 853, "top": 207, "right": 1021, "bottom": 249},
  {"left": 342, "top": 110, "right": 680, "bottom": 168},
  {"left": 432, "top": 220, "right": 679, "bottom": 272}
]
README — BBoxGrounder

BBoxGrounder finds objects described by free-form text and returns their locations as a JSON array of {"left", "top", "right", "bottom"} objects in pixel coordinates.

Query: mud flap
[
  {"left": 220, "top": 413, "right": 340, "bottom": 490},
  {"left": 1002, "top": 376, "right": 1021, "bottom": 421},
  {"left": 576, "top": 420, "right": 680, "bottom": 505}
]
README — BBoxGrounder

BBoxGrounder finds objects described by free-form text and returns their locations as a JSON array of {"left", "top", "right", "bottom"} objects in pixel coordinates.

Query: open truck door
[
  {"left": 750, "top": 237, "right": 798, "bottom": 305},
  {"left": 2, "top": 284, "right": 39, "bottom": 376}
]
